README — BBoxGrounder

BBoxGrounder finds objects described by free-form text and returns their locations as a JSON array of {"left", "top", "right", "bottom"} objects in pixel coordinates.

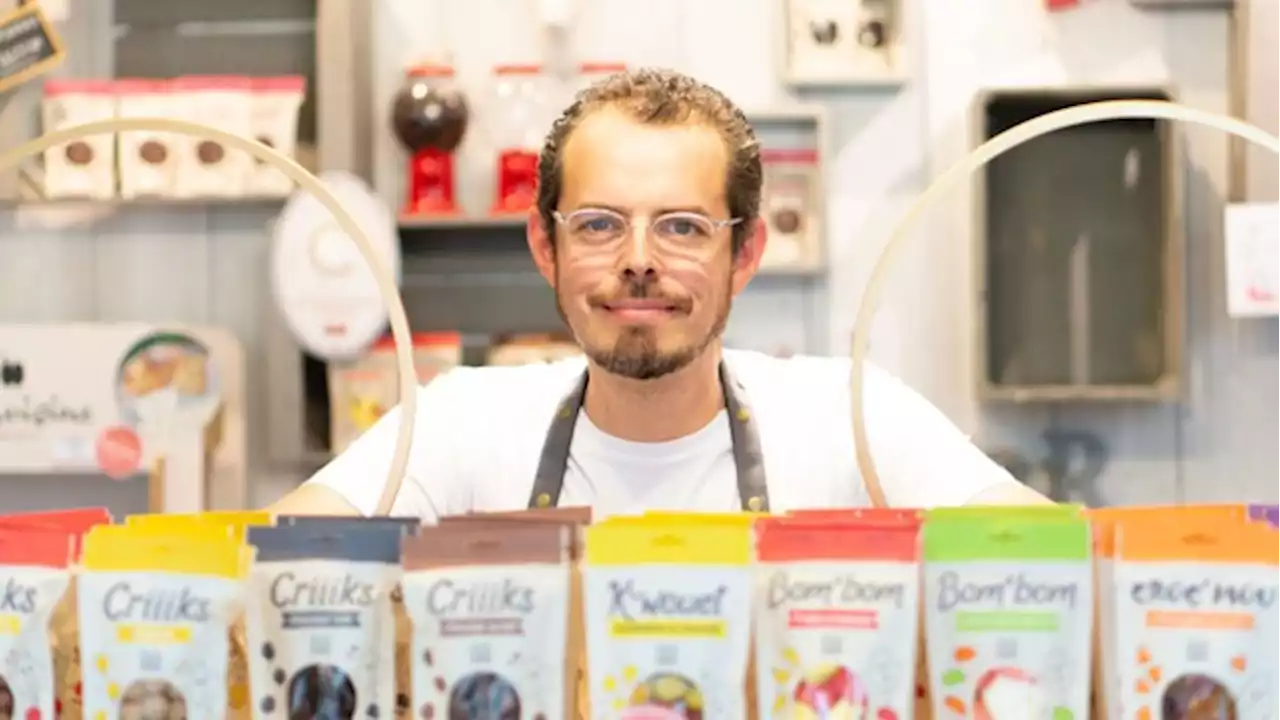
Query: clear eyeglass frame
[{"left": 551, "top": 208, "right": 742, "bottom": 250}]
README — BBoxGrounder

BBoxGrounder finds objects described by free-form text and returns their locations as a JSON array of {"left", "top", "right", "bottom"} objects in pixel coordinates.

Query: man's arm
[
  {"left": 265, "top": 483, "right": 361, "bottom": 516},
  {"left": 856, "top": 362, "right": 1053, "bottom": 508},
  {"left": 963, "top": 478, "right": 1054, "bottom": 505},
  {"left": 261, "top": 373, "right": 469, "bottom": 519}
]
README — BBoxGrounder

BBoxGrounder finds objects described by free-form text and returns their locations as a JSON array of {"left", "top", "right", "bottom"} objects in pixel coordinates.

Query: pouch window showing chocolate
[
  {"left": 246, "top": 525, "right": 404, "bottom": 720},
  {"left": 437, "top": 510, "right": 590, "bottom": 718},
  {"left": 272, "top": 516, "right": 422, "bottom": 718},
  {"left": 77, "top": 525, "right": 250, "bottom": 720},
  {"left": 1111, "top": 520, "right": 1278, "bottom": 720},
  {"left": 402, "top": 524, "right": 571, "bottom": 720}
]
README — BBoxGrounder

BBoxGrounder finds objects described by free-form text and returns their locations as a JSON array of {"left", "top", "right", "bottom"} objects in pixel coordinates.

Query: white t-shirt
[{"left": 307, "top": 349, "right": 1017, "bottom": 520}]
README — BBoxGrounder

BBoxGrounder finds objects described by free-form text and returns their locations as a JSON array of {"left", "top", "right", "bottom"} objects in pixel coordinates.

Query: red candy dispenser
[
  {"left": 486, "top": 64, "right": 554, "bottom": 215},
  {"left": 391, "top": 62, "right": 470, "bottom": 216}
]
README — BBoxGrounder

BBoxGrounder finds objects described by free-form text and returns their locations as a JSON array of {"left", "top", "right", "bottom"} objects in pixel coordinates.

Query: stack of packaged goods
[{"left": 0, "top": 503, "right": 1273, "bottom": 718}]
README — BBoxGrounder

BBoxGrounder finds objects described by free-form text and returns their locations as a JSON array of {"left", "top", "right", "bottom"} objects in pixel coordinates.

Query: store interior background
[{"left": 0, "top": 0, "right": 1274, "bottom": 509}]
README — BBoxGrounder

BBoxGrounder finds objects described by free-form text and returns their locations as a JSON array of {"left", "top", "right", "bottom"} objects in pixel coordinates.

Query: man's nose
[{"left": 620, "top": 223, "right": 658, "bottom": 278}]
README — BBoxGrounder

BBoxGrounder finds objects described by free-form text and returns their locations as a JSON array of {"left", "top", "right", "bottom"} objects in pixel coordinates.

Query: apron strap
[{"left": 527, "top": 361, "right": 770, "bottom": 512}]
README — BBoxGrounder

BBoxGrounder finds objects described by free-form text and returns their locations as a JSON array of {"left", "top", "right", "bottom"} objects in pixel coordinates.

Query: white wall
[
  {"left": 370, "top": 0, "right": 1277, "bottom": 505},
  {"left": 0, "top": 0, "right": 1270, "bottom": 507}
]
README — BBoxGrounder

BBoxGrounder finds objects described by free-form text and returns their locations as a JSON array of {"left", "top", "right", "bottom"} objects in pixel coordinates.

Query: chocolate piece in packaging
[
  {"left": 171, "top": 76, "right": 254, "bottom": 198},
  {"left": 0, "top": 526, "right": 75, "bottom": 720},
  {"left": 923, "top": 514, "right": 1093, "bottom": 720},
  {"left": 402, "top": 523, "right": 572, "bottom": 720},
  {"left": 41, "top": 80, "right": 117, "bottom": 200},
  {"left": 759, "top": 149, "right": 821, "bottom": 270},
  {"left": 753, "top": 517, "right": 921, "bottom": 720},
  {"left": 584, "top": 517, "right": 754, "bottom": 719},
  {"left": 246, "top": 523, "right": 404, "bottom": 720},
  {"left": 116, "top": 79, "right": 181, "bottom": 199},
  {"left": 77, "top": 524, "right": 251, "bottom": 720},
  {"left": 248, "top": 76, "right": 307, "bottom": 196}
]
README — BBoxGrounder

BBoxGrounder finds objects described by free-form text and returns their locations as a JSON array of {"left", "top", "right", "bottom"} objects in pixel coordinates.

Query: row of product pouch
[{"left": 0, "top": 503, "right": 1274, "bottom": 720}]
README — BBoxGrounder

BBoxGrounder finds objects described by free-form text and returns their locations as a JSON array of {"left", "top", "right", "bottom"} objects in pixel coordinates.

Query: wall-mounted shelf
[
  {"left": 972, "top": 86, "right": 1182, "bottom": 403},
  {"left": 0, "top": 195, "right": 289, "bottom": 209},
  {"left": 745, "top": 106, "right": 831, "bottom": 276},
  {"left": 781, "top": 0, "right": 909, "bottom": 90},
  {"left": 398, "top": 214, "right": 525, "bottom": 232}
]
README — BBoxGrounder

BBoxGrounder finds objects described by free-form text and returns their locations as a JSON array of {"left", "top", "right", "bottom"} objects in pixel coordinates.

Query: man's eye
[
  {"left": 657, "top": 217, "right": 710, "bottom": 237},
  {"left": 574, "top": 216, "right": 622, "bottom": 235}
]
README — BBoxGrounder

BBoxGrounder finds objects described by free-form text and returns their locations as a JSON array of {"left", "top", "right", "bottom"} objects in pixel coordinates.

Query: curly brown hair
[{"left": 535, "top": 68, "right": 762, "bottom": 256}]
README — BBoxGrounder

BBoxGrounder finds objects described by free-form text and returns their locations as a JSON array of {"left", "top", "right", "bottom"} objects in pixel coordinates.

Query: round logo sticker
[{"left": 96, "top": 426, "right": 142, "bottom": 480}]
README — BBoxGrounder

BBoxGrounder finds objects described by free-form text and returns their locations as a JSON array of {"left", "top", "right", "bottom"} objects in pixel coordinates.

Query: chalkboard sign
[{"left": 0, "top": 3, "right": 63, "bottom": 95}]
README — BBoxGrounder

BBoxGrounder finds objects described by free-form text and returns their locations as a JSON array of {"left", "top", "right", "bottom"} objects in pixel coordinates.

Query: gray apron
[{"left": 525, "top": 362, "right": 771, "bottom": 512}]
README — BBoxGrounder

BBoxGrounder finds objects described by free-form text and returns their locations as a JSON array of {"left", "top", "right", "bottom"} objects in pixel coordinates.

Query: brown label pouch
[
  {"left": 403, "top": 521, "right": 572, "bottom": 720},
  {"left": 440, "top": 507, "right": 592, "bottom": 717}
]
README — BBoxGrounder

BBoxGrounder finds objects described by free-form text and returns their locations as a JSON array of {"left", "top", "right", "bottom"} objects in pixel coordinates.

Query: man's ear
[
  {"left": 730, "top": 218, "right": 766, "bottom": 296},
  {"left": 527, "top": 205, "right": 556, "bottom": 286}
]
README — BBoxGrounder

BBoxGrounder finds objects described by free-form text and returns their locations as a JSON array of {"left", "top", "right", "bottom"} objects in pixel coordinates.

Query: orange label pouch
[{"left": 1110, "top": 519, "right": 1278, "bottom": 719}]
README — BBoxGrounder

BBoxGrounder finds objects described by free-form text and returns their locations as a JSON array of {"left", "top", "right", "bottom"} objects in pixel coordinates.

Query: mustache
[{"left": 588, "top": 279, "right": 693, "bottom": 312}]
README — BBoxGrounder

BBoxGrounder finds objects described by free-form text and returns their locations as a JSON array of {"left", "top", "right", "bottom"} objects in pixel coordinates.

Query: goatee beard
[{"left": 554, "top": 272, "right": 730, "bottom": 381}]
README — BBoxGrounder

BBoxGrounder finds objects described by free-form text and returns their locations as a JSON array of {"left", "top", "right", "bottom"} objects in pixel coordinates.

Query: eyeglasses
[{"left": 552, "top": 208, "right": 742, "bottom": 251}]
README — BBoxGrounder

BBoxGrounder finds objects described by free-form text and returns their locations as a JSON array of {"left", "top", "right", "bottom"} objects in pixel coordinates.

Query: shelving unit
[
  {"left": 397, "top": 214, "right": 525, "bottom": 231},
  {"left": 780, "top": 0, "right": 909, "bottom": 90},
  {"left": 972, "top": 86, "right": 1182, "bottom": 403}
]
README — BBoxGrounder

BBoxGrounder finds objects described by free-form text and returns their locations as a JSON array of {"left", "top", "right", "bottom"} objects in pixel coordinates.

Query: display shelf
[
  {"left": 784, "top": 72, "right": 908, "bottom": 90},
  {"left": 971, "top": 86, "right": 1181, "bottom": 403},
  {"left": 398, "top": 214, "right": 526, "bottom": 231},
  {"left": 780, "top": 0, "right": 909, "bottom": 90},
  {"left": 0, "top": 194, "right": 290, "bottom": 209},
  {"left": 744, "top": 106, "right": 831, "bottom": 276}
]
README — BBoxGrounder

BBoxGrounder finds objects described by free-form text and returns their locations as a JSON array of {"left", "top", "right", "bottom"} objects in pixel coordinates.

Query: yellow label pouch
[
  {"left": 77, "top": 525, "right": 251, "bottom": 720},
  {"left": 583, "top": 518, "right": 753, "bottom": 719}
]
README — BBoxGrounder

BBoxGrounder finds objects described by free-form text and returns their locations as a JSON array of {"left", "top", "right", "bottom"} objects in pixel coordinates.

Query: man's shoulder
[
  {"left": 724, "top": 349, "right": 913, "bottom": 423},
  {"left": 726, "top": 349, "right": 851, "bottom": 399},
  {"left": 424, "top": 357, "right": 587, "bottom": 414}
]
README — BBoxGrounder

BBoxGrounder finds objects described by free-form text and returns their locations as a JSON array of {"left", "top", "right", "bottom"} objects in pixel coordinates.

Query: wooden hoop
[
  {"left": 850, "top": 100, "right": 1279, "bottom": 507},
  {"left": 2, "top": 118, "right": 414, "bottom": 515}
]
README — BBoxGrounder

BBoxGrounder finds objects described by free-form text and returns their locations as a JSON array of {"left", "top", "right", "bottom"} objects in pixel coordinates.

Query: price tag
[{"left": 0, "top": 3, "right": 64, "bottom": 94}]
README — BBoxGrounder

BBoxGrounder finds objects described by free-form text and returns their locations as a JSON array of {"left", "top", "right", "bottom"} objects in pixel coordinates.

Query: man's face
[{"left": 528, "top": 109, "right": 764, "bottom": 380}]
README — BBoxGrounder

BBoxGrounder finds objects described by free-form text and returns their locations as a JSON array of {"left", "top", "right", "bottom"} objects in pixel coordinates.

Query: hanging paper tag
[{"left": 1224, "top": 202, "right": 1278, "bottom": 318}]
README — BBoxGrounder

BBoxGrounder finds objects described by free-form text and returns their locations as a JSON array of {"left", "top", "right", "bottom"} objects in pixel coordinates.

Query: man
[{"left": 272, "top": 69, "right": 1048, "bottom": 518}]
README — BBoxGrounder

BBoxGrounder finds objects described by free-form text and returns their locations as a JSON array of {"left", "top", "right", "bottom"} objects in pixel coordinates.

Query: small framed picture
[
  {"left": 782, "top": 0, "right": 906, "bottom": 87},
  {"left": 759, "top": 148, "right": 822, "bottom": 272}
]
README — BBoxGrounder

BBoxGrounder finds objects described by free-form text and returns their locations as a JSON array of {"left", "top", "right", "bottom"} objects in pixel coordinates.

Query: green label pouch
[{"left": 923, "top": 516, "right": 1093, "bottom": 719}]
